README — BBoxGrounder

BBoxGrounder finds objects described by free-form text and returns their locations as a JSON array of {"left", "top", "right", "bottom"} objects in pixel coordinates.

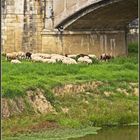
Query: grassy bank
[{"left": 2, "top": 43, "right": 138, "bottom": 139}]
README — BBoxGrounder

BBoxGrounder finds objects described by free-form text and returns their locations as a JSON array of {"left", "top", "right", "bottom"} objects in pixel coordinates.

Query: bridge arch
[{"left": 53, "top": 0, "right": 138, "bottom": 30}]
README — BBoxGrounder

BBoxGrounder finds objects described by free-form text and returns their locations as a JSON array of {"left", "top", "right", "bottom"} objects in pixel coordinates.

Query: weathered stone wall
[
  {"left": 2, "top": 0, "right": 45, "bottom": 53},
  {"left": 2, "top": 0, "right": 24, "bottom": 52},
  {"left": 42, "top": 30, "right": 127, "bottom": 57}
]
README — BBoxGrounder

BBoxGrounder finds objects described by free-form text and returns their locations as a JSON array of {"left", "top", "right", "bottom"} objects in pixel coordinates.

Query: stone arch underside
[{"left": 54, "top": 0, "right": 138, "bottom": 31}]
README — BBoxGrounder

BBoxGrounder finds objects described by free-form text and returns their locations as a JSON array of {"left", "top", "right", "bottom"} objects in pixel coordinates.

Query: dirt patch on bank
[
  {"left": 2, "top": 89, "right": 55, "bottom": 119},
  {"left": 52, "top": 81, "right": 103, "bottom": 96},
  {"left": 2, "top": 97, "right": 25, "bottom": 118},
  {"left": 27, "top": 89, "right": 55, "bottom": 114},
  {"left": 52, "top": 81, "right": 138, "bottom": 97}
]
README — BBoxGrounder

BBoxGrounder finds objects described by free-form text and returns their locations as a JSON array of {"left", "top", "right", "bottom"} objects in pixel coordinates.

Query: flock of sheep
[{"left": 5, "top": 52, "right": 113, "bottom": 64}]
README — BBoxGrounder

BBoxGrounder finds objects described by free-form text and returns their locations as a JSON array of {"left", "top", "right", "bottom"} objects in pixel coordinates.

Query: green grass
[
  {"left": 2, "top": 43, "right": 138, "bottom": 98},
  {"left": 2, "top": 43, "right": 138, "bottom": 139}
]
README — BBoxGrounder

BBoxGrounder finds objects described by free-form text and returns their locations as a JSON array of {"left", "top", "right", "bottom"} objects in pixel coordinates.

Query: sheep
[
  {"left": 62, "top": 57, "right": 77, "bottom": 64},
  {"left": 17, "top": 51, "right": 26, "bottom": 59},
  {"left": 31, "top": 53, "right": 40, "bottom": 58},
  {"left": 65, "top": 54, "right": 68, "bottom": 57},
  {"left": 26, "top": 52, "right": 32, "bottom": 59},
  {"left": 41, "top": 59, "right": 49, "bottom": 63},
  {"left": 11, "top": 59, "right": 21, "bottom": 64},
  {"left": 83, "top": 56, "right": 90, "bottom": 59},
  {"left": 100, "top": 53, "right": 112, "bottom": 61},
  {"left": 39, "top": 54, "right": 51, "bottom": 59},
  {"left": 84, "top": 58, "right": 92, "bottom": 64},
  {"left": 31, "top": 53, "right": 57, "bottom": 63},
  {"left": 47, "top": 59, "right": 56, "bottom": 64},
  {"left": 32, "top": 56, "right": 44, "bottom": 62},
  {"left": 42, "top": 58, "right": 56, "bottom": 64},
  {"left": 51, "top": 54, "right": 65, "bottom": 62},
  {"left": 6, "top": 52, "right": 18, "bottom": 60},
  {"left": 77, "top": 57, "right": 92, "bottom": 64}
]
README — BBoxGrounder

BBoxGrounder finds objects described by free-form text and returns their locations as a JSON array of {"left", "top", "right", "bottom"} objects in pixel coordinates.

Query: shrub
[{"left": 128, "top": 43, "right": 138, "bottom": 54}]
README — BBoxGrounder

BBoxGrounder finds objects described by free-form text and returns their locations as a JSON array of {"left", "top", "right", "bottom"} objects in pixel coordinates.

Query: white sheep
[
  {"left": 17, "top": 51, "right": 25, "bottom": 59},
  {"left": 44, "top": 59, "right": 56, "bottom": 64},
  {"left": 6, "top": 52, "right": 18, "bottom": 60},
  {"left": 42, "top": 59, "right": 49, "bottom": 63},
  {"left": 33, "top": 53, "right": 51, "bottom": 59},
  {"left": 39, "top": 54, "right": 51, "bottom": 59},
  {"left": 11, "top": 59, "right": 21, "bottom": 64},
  {"left": 62, "top": 57, "right": 77, "bottom": 64},
  {"left": 48, "top": 59, "right": 56, "bottom": 64},
  {"left": 78, "top": 57, "right": 92, "bottom": 64},
  {"left": 32, "top": 56, "right": 44, "bottom": 62},
  {"left": 31, "top": 53, "right": 40, "bottom": 58},
  {"left": 85, "top": 58, "right": 92, "bottom": 64},
  {"left": 83, "top": 56, "right": 90, "bottom": 59},
  {"left": 51, "top": 55, "right": 65, "bottom": 62}
]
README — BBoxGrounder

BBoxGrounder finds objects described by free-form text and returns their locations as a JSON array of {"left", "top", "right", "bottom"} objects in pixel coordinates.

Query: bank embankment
[{"left": 2, "top": 81, "right": 138, "bottom": 138}]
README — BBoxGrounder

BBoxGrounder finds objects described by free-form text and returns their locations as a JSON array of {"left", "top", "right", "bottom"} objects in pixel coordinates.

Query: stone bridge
[
  {"left": 42, "top": 0, "right": 138, "bottom": 56},
  {"left": 2, "top": 0, "right": 138, "bottom": 56}
]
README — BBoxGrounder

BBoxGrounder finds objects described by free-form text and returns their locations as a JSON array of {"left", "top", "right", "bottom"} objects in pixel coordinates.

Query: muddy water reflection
[{"left": 70, "top": 126, "right": 138, "bottom": 140}]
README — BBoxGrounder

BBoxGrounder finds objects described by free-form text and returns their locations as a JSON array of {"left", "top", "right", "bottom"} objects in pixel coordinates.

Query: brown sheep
[
  {"left": 6, "top": 52, "right": 18, "bottom": 60},
  {"left": 100, "top": 53, "right": 112, "bottom": 61}
]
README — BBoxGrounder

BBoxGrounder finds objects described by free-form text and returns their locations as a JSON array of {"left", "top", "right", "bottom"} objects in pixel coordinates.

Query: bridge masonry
[
  {"left": 41, "top": 30, "right": 127, "bottom": 57},
  {"left": 2, "top": 0, "right": 138, "bottom": 56}
]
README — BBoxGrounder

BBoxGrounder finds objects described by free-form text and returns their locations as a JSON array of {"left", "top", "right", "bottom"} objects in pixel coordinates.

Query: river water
[{"left": 70, "top": 126, "right": 138, "bottom": 140}]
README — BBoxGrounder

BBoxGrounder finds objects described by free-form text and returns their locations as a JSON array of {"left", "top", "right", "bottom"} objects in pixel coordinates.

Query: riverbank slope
[{"left": 2, "top": 43, "right": 138, "bottom": 139}]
